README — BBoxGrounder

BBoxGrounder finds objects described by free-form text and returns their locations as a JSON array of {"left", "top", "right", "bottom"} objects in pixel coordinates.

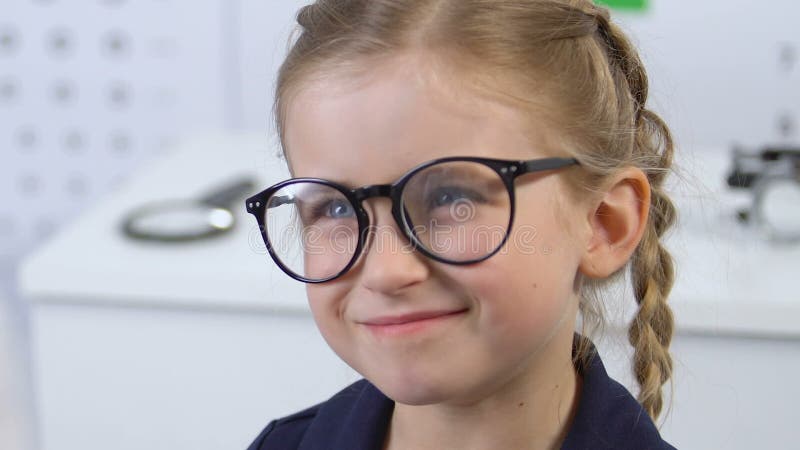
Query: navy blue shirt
[{"left": 247, "top": 343, "right": 676, "bottom": 449}]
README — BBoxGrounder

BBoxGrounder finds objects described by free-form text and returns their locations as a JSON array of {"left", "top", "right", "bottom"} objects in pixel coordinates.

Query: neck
[{"left": 383, "top": 329, "right": 581, "bottom": 450}]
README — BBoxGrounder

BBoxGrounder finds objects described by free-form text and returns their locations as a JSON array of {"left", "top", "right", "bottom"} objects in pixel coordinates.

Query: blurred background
[{"left": 1, "top": 1, "right": 798, "bottom": 449}]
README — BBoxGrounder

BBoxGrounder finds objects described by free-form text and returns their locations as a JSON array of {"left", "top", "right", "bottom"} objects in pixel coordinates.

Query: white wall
[
  {"left": 615, "top": 0, "right": 800, "bottom": 151},
  {"left": 1, "top": 0, "right": 231, "bottom": 260}
]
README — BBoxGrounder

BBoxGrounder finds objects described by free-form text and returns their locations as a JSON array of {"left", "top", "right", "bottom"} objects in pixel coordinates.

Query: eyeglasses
[{"left": 245, "top": 156, "right": 579, "bottom": 283}]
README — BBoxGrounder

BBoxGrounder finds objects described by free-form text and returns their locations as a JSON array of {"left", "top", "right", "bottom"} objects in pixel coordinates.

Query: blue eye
[
  {"left": 326, "top": 199, "right": 354, "bottom": 218},
  {"left": 297, "top": 193, "right": 356, "bottom": 226}
]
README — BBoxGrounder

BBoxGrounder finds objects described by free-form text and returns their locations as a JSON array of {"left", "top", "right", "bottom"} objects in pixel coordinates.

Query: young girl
[{"left": 246, "top": 0, "right": 677, "bottom": 448}]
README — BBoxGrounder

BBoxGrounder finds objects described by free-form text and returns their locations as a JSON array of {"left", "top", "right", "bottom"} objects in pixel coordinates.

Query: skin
[{"left": 282, "top": 51, "right": 650, "bottom": 450}]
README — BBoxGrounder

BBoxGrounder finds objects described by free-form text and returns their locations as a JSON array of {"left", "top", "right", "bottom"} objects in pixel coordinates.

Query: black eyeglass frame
[{"left": 245, "top": 156, "right": 580, "bottom": 283}]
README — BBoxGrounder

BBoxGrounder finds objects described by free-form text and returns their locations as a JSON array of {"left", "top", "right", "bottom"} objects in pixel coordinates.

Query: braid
[
  {"left": 587, "top": 2, "right": 678, "bottom": 421},
  {"left": 629, "top": 187, "right": 676, "bottom": 420}
]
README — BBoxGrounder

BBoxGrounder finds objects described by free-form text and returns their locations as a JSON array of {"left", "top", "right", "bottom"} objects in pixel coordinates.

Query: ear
[{"left": 578, "top": 167, "right": 651, "bottom": 279}]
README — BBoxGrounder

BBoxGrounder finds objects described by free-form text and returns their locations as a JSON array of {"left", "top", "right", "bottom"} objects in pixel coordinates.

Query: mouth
[{"left": 360, "top": 308, "right": 469, "bottom": 337}]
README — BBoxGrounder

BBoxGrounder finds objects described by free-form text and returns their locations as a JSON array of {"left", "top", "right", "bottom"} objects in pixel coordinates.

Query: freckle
[
  {"left": 532, "top": 283, "right": 538, "bottom": 288},
  {"left": 518, "top": 402, "right": 524, "bottom": 407}
]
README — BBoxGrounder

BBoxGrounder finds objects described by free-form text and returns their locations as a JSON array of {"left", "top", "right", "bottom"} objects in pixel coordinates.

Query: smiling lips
[{"left": 361, "top": 309, "right": 468, "bottom": 337}]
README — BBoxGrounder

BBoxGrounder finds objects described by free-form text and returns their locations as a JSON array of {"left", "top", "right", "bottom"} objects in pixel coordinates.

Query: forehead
[{"left": 283, "top": 52, "right": 556, "bottom": 186}]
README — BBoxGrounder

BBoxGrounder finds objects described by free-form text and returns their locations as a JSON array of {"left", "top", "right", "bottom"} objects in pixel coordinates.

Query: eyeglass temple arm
[{"left": 519, "top": 157, "right": 580, "bottom": 175}]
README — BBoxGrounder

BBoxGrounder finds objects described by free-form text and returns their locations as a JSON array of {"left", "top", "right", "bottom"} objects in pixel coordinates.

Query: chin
[
  {"left": 368, "top": 370, "right": 460, "bottom": 406},
  {"left": 379, "top": 383, "right": 445, "bottom": 406}
]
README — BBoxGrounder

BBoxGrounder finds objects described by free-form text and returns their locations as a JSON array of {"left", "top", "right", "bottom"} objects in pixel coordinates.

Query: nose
[{"left": 357, "top": 198, "right": 430, "bottom": 295}]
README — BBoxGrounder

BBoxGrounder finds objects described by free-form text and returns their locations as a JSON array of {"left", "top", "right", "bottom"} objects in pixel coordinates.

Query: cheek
[
  {"left": 465, "top": 256, "right": 567, "bottom": 322},
  {"left": 446, "top": 223, "right": 580, "bottom": 336}
]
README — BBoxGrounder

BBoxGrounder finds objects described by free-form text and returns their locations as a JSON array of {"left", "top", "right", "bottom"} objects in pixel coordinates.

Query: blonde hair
[{"left": 274, "top": 0, "right": 677, "bottom": 421}]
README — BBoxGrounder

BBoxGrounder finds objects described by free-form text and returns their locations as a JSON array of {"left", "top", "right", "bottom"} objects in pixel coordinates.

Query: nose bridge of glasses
[
  {"left": 352, "top": 183, "right": 412, "bottom": 244},
  {"left": 352, "top": 184, "right": 393, "bottom": 202},
  {"left": 353, "top": 184, "right": 394, "bottom": 224}
]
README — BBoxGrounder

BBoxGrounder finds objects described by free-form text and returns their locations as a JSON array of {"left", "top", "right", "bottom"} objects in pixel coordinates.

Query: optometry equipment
[
  {"left": 726, "top": 146, "right": 800, "bottom": 243},
  {"left": 245, "top": 156, "right": 579, "bottom": 283},
  {"left": 122, "top": 176, "right": 256, "bottom": 243}
]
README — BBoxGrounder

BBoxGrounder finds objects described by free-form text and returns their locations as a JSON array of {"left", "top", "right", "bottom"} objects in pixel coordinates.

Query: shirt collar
[{"left": 298, "top": 336, "right": 665, "bottom": 450}]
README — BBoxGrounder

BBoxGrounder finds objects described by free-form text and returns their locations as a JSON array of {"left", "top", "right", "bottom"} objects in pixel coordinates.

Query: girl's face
[{"left": 284, "top": 53, "right": 588, "bottom": 406}]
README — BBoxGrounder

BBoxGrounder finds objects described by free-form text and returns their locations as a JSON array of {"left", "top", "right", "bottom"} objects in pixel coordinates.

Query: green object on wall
[{"left": 595, "top": 0, "right": 648, "bottom": 11}]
